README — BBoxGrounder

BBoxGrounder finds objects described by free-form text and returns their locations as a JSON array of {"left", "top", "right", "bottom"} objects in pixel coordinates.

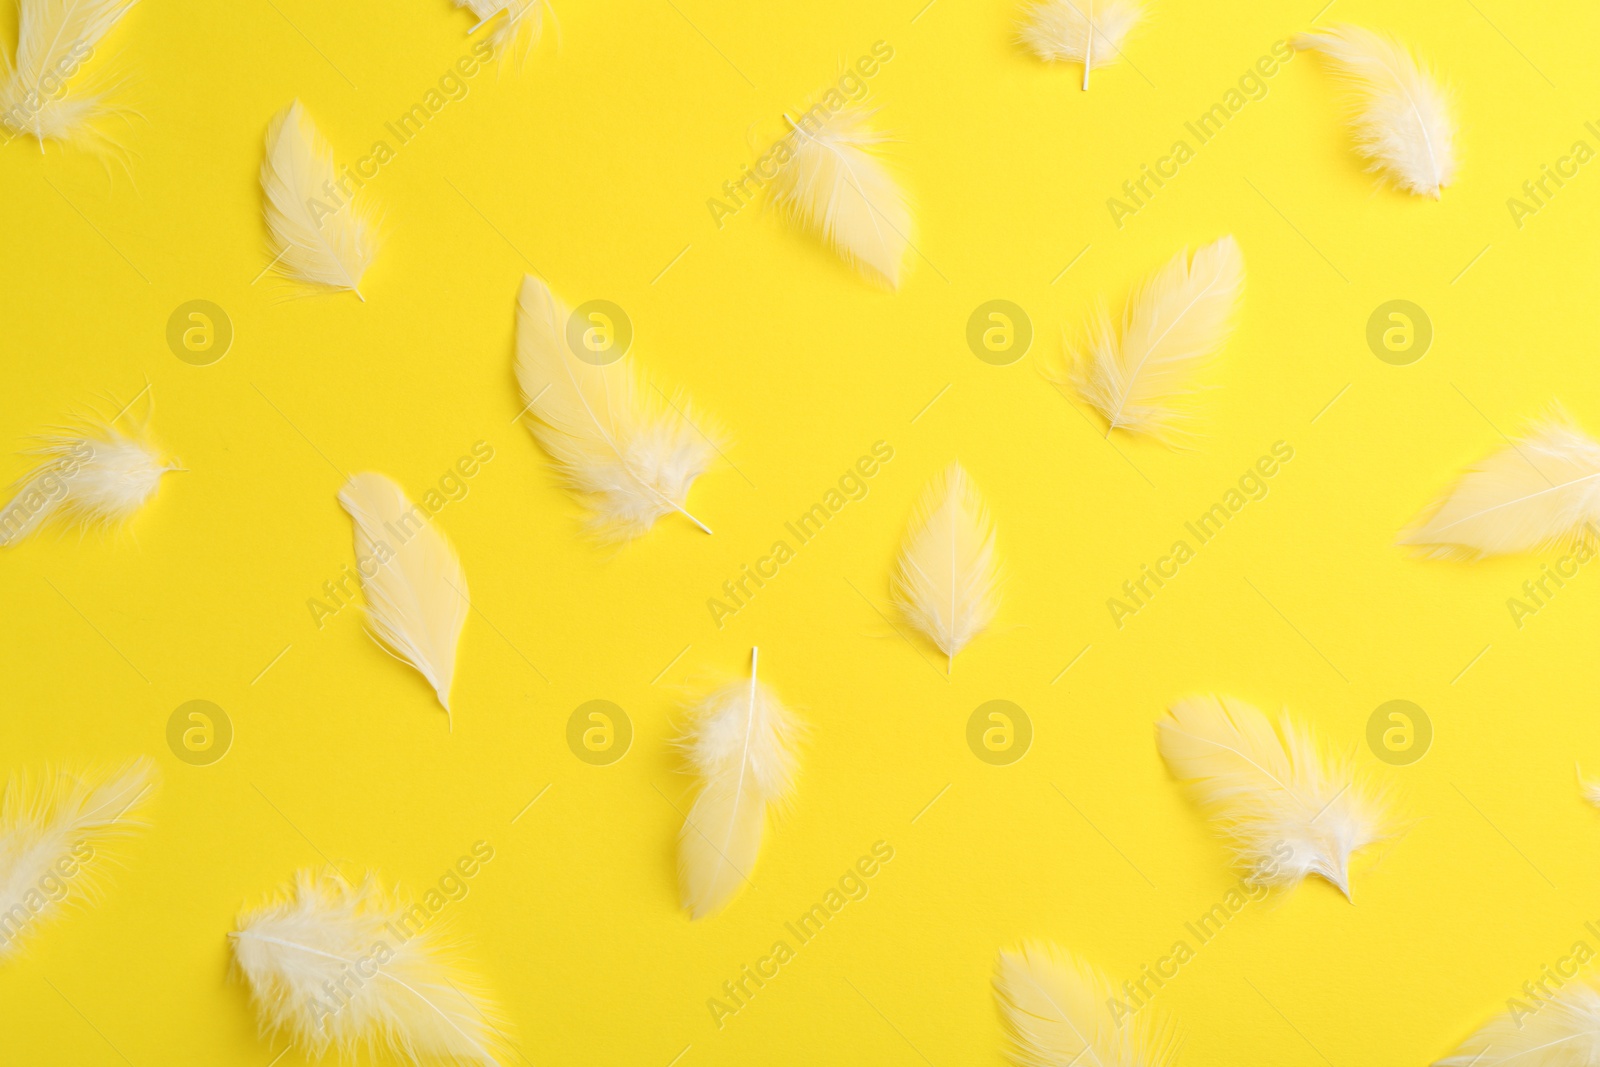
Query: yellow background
[{"left": 2, "top": 0, "right": 1598, "bottom": 1062}]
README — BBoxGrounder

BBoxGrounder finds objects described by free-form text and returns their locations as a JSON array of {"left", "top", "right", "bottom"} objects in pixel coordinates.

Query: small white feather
[
  {"left": 1434, "top": 978, "right": 1600, "bottom": 1066},
  {"left": 994, "top": 941, "right": 1175, "bottom": 1067},
  {"left": 892, "top": 462, "right": 1001, "bottom": 672},
  {"left": 1051, "top": 236, "right": 1244, "bottom": 443},
  {"left": 1400, "top": 410, "right": 1600, "bottom": 559},
  {"left": 1294, "top": 24, "right": 1456, "bottom": 199},
  {"left": 1157, "top": 694, "right": 1389, "bottom": 900},
  {"left": 0, "top": 758, "right": 156, "bottom": 960},
  {"left": 338, "top": 472, "right": 469, "bottom": 722},
  {"left": 456, "top": 0, "right": 550, "bottom": 61},
  {"left": 231, "top": 869, "right": 507, "bottom": 1064},
  {"left": 770, "top": 106, "right": 914, "bottom": 289},
  {"left": 1580, "top": 764, "right": 1600, "bottom": 809},
  {"left": 514, "top": 274, "right": 721, "bottom": 541},
  {"left": 1019, "top": 0, "right": 1142, "bottom": 90},
  {"left": 0, "top": 0, "right": 137, "bottom": 146},
  {"left": 679, "top": 648, "right": 800, "bottom": 920},
  {"left": 261, "top": 100, "right": 377, "bottom": 298},
  {"left": 0, "top": 416, "right": 175, "bottom": 546}
]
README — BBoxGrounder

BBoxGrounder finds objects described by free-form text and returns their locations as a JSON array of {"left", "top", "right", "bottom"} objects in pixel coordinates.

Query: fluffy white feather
[
  {"left": 1052, "top": 236, "right": 1244, "bottom": 443},
  {"left": 679, "top": 648, "right": 800, "bottom": 920},
  {"left": 0, "top": 415, "right": 176, "bottom": 546},
  {"left": 0, "top": 0, "right": 137, "bottom": 146},
  {"left": 1157, "top": 694, "right": 1388, "bottom": 899},
  {"left": 456, "top": 0, "right": 550, "bottom": 61},
  {"left": 231, "top": 869, "right": 506, "bottom": 1064},
  {"left": 1400, "top": 410, "right": 1600, "bottom": 559},
  {"left": 0, "top": 758, "right": 156, "bottom": 960},
  {"left": 1019, "top": 0, "right": 1143, "bottom": 90},
  {"left": 261, "top": 100, "right": 377, "bottom": 298},
  {"left": 1294, "top": 24, "right": 1456, "bottom": 199},
  {"left": 770, "top": 106, "right": 914, "bottom": 289},
  {"left": 1434, "top": 977, "right": 1600, "bottom": 1066},
  {"left": 514, "top": 274, "right": 721, "bottom": 541},
  {"left": 1580, "top": 764, "right": 1600, "bottom": 809},
  {"left": 892, "top": 462, "right": 1001, "bottom": 672},
  {"left": 338, "top": 472, "right": 469, "bottom": 722},
  {"left": 994, "top": 941, "right": 1175, "bottom": 1067}
]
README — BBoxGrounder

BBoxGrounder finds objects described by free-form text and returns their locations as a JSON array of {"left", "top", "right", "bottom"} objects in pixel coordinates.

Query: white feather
[
  {"left": 231, "top": 869, "right": 507, "bottom": 1065},
  {"left": 338, "top": 472, "right": 469, "bottom": 722},
  {"left": 0, "top": 416, "right": 175, "bottom": 546},
  {"left": 1400, "top": 410, "right": 1600, "bottom": 559},
  {"left": 1580, "top": 764, "right": 1600, "bottom": 809},
  {"left": 770, "top": 106, "right": 914, "bottom": 289},
  {"left": 1294, "top": 24, "right": 1456, "bottom": 199},
  {"left": 892, "top": 462, "right": 1001, "bottom": 672},
  {"left": 0, "top": 758, "right": 156, "bottom": 960},
  {"left": 456, "top": 0, "right": 550, "bottom": 61},
  {"left": 1434, "top": 978, "right": 1600, "bottom": 1066},
  {"left": 994, "top": 941, "right": 1175, "bottom": 1067},
  {"left": 261, "top": 100, "right": 377, "bottom": 298},
  {"left": 1019, "top": 0, "right": 1143, "bottom": 90},
  {"left": 1157, "top": 694, "right": 1389, "bottom": 900},
  {"left": 514, "top": 274, "right": 721, "bottom": 541},
  {"left": 0, "top": 0, "right": 136, "bottom": 145},
  {"left": 1052, "top": 236, "right": 1244, "bottom": 443},
  {"left": 679, "top": 648, "right": 800, "bottom": 920}
]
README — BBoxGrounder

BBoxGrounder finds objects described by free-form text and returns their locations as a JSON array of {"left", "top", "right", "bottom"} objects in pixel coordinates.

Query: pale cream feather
[
  {"left": 679, "top": 649, "right": 800, "bottom": 920},
  {"left": 770, "top": 106, "right": 914, "bottom": 289},
  {"left": 1019, "top": 0, "right": 1143, "bottom": 90},
  {"left": 338, "top": 473, "right": 469, "bottom": 721},
  {"left": 0, "top": 0, "right": 137, "bottom": 145},
  {"left": 230, "top": 869, "right": 506, "bottom": 1064},
  {"left": 0, "top": 415, "right": 176, "bottom": 546},
  {"left": 892, "top": 462, "right": 1001, "bottom": 672},
  {"left": 1294, "top": 24, "right": 1456, "bottom": 199},
  {"left": 1052, "top": 236, "right": 1244, "bottom": 443},
  {"left": 0, "top": 758, "right": 156, "bottom": 959},
  {"left": 456, "top": 0, "right": 551, "bottom": 61},
  {"left": 1157, "top": 694, "right": 1389, "bottom": 899},
  {"left": 1434, "top": 977, "right": 1600, "bottom": 1066},
  {"left": 994, "top": 941, "right": 1175, "bottom": 1067},
  {"left": 261, "top": 100, "right": 377, "bottom": 297},
  {"left": 514, "top": 274, "right": 721, "bottom": 541},
  {"left": 1400, "top": 410, "right": 1600, "bottom": 559}
]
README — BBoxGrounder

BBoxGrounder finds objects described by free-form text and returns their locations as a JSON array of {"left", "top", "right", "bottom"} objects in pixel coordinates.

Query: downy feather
[
  {"left": 1157, "top": 694, "right": 1389, "bottom": 899},
  {"left": 1434, "top": 977, "right": 1600, "bottom": 1066},
  {"left": 892, "top": 462, "right": 1001, "bottom": 672},
  {"left": 0, "top": 0, "right": 136, "bottom": 146},
  {"left": 770, "top": 106, "right": 914, "bottom": 289},
  {"left": 456, "top": 0, "right": 550, "bottom": 61},
  {"left": 994, "top": 941, "right": 1175, "bottom": 1067},
  {"left": 679, "top": 648, "right": 800, "bottom": 920},
  {"left": 0, "top": 415, "right": 176, "bottom": 546},
  {"left": 1579, "top": 764, "right": 1600, "bottom": 809},
  {"left": 1019, "top": 0, "right": 1143, "bottom": 90},
  {"left": 514, "top": 274, "right": 721, "bottom": 541},
  {"left": 1399, "top": 410, "right": 1600, "bottom": 559},
  {"left": 0, "top": 758, "right": 156, "bottom": 960},
  {"left": 1051, "top": 236, "right": 1244, "bottom": 443},
  {"left": 338, "top": 472, "right": 469, "bottom": 722},
  {"left": 261, "top": 100, "right": 377, "bottom": 298},
  {"left": 231, "top": 869, "right": 506, "bottom": 1064},
  {"left": 1294, "top": 24, "right": 1456, "bottom": 199}
]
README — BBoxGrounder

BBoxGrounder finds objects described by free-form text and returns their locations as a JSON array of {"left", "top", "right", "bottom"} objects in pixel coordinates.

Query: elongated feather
[
  {"left": 1019, "top": 0, "right": 1142, "bottom": 90},
  {"left": 514, "top": 274, "right": 720, "bottom": 541},
  {"left": 1294, "top": 24, "right": 1455, "bottom": 198},
  {"left": 0, "top": 758, "right": 156, "bottom": 959},
  {"left": 261, "top": 100, "right": 377, "bottom": 297},
  {"left": 1052, "top": 236, "right": 1244, "bottom": 443},
  {"left": 338, "top": 472, "right": 469, "bottom": 721},
  {"left": 0, "top": 416, "right": 175, "bottom": 546},
  {"left": 770, "top": 106, "right": 913, "bottom": 289},
  {"left": 1434, "top": 977, "right": 1600, "bottom": 1066},
  {"left": 0, "top": 0, "right": 136, "bottom": 145},
  {"left": 994, "top": 941, "right": 1174, "bottom": 1067},
  {"left": 1157, "top": 694, "right": 1388, "bottom": 899},
  {"left": 456, "top": 0, "right": 550, "bottom": 61},
  {"left": 1400, "top": 411, "right": 1600, "bottom": 559},
  {"left": 892, "top": 463, "right": 1001, "bottom": 671},
  {"left": 231, "top": 869, "right": 506, "bottom": 1064},
  {"left": 679, "top": 649, "right": 800, "bottom": 920}
]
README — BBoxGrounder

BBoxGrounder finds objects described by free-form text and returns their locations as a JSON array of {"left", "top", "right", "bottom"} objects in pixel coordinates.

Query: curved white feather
[
  {"left": 1157, "top": 694, "right": 1388, "bottom": 899},
  {"left": 338, "top": 473, "right": 469, "bottom": 720},
  {"left": 231, "top": 869, "right": 506, "bottom": 1064},
  {"left": 456, "top": 0, "right": 550, "bottom": 61},
  {"left": 679, "top": 649, "right": 800, "bottom": 920},
  {"left": 0, "top": 417, "right": 174, "bottom": 546},
  {"left": 1400, "top": 411, "right": 1600, "bottom": 559},
  {"left": 514, "top": 274, "right": 720, "bottom": 541},
  {"left": 1434, "top": 978, "right": 1600, "bottom": 1066},
  {"left": 261, "top": 100, "right": 377, "bottom": 297},
  {"left": 892, "top": 463, "right": 1000, "bottom": 672},
  {"left": 1019, "top": 0, "right": 1143, "bottom": 90},
  {"left": 994, "top": 941, "right": 1175, "bottom": 1067},
  {"left": 0, "top": 0, "right": 136, "bottom": 145},
  {"left": 1294, "top": 24, "right": 1456, "bottom": 198}
]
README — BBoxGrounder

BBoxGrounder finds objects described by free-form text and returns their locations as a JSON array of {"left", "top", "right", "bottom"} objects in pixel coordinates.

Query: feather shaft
[
  {"left": 261, "top": 100, "right": 377, "bottom": 296},
  {"left": 892, "top": 463, "right": 1001, "bottom": 670}
]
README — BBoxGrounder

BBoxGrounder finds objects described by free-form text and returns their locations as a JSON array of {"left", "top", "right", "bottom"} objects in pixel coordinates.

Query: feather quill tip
[
  {"left": 891, "top": 463, "right": 1002, "bottom": 672},
  {"left": 1018, "top": 0, "right": 1143, "bottom": 89}
]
